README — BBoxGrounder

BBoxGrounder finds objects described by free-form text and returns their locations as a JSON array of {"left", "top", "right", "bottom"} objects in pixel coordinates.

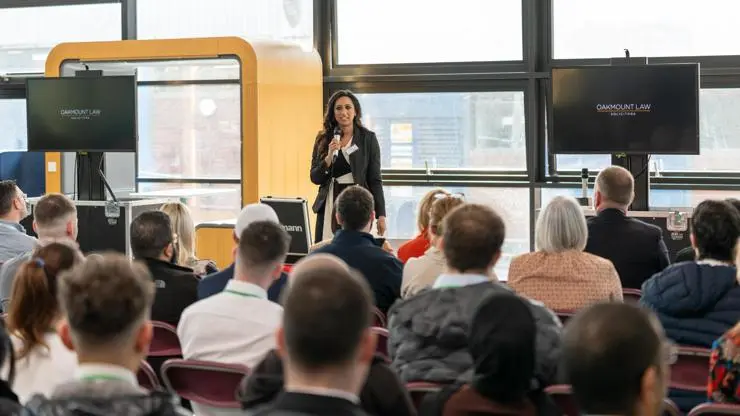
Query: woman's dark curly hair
[{"left": 315, "top": 90, "right": 363, "bottom": 159}]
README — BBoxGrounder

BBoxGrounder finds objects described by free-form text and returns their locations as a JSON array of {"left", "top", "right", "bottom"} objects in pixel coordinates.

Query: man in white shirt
[{"left": 178, "top": 220, "right": 290, "bottom": 365}]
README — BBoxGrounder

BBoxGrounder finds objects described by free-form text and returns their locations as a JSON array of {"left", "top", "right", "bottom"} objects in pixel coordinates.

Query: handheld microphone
[{"left": 332, "top": 127, "right": 341, "bottom": 160}]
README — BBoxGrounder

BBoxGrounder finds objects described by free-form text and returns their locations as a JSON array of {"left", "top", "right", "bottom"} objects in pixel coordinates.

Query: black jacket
[
  {"left": 310, "top": 126, "right": 386, "bottom": 217},
  {"left": 239, "top": 350, "right": 415, "bottom": 416},
  {"left": 310, "top": 230, "right": 402, "bottom": 314},
  {"left": 142, "top": 258, "right": 199, "bottom": 326},
  {"left": 584, "top": 209, "right": 670, "bottom": 289},
  {"left": 251, "top": 392, "right": 368, "bottom": 416}
]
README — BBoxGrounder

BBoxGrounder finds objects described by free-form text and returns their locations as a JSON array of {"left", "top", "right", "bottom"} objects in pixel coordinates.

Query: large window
[
  {"left": 357, "top": 91, "right": 526, "bottom": 170},
  {"left": 137, "top": 0, "right": 313, "bottom": 51},
  {"left": 555, "top": 88, "right": 740, "bottom": 173},
  {"left": 0, "top": 99, "right": 26, "bottom": 151},
  {"left": 137, "top": 183, "right": 241, "bottom": 223},
  {"left": 384, "top": 186, "right": 529, "bottom": 278},
  {"left": 0, "top": 3, "right": 121, "bottom": 74},
  {"left": 554, "top": 0, "right": 740, "bottom": 59},
  {"left": 336, "top": 0, "right": 522, "bottom": 64}
]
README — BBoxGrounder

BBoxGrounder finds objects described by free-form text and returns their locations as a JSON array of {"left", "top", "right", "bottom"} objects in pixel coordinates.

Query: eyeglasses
[{"left": 434, "top": 192, "right": 465, "bottom": 200}]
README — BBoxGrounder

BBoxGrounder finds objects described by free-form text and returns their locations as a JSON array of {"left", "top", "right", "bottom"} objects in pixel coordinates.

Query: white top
[
  {"left": 401, "top": 246, "right": 446, "bottom": 298},
  {"left": 10, "top": 332, "right": 77, "bottom": 404},
  {"left": 177, "top": 279, "right": 283, "bottom": 367}
]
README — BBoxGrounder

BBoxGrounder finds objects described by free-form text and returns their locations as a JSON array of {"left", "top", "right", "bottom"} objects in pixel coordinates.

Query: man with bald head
[{"left": 584, "top": 166, "right": 670, "bottom": 289}]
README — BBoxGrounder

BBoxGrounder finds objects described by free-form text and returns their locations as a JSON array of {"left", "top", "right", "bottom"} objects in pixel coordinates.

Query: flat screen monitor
[
  {"left": 551, "top": 64, "right": 700, "bottom": 154},
  {"left": 26, "top": 76, "right": 137, "bottom": 152}
]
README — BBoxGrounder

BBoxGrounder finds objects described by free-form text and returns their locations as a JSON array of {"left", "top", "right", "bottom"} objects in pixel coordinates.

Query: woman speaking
[{"left": 310, "top": 90, "right": 387, "bottom": 242}]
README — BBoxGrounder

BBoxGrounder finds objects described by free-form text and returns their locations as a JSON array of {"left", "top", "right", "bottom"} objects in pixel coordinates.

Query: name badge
[{"left": 346, "top": 144, "right": 359, "bottom": 155}]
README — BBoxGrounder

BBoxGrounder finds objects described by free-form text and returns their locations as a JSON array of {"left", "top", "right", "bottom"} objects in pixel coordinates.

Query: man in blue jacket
[
  {"left": 641, "top": 199, "right": 740, "bottom": 411},
  {"left": 198, "top": 203, "right": 288, "bottom": 302}
]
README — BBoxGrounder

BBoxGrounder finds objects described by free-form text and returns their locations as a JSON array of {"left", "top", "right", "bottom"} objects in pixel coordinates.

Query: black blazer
[
  {"left": 142, "top": 258, "right": 199, "bottom": 326},
  {"left": 310, "top": 126, "right": 386, "bottom": 217},
  {"left": 584, "top": 208, "right": 671, "bottom": 289},
  {"left": 252, "top": 392, "right": 369, "bottom": 416}
]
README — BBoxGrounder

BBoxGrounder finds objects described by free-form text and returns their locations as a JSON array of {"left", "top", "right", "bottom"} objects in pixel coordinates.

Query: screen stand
[
  {"left": 611, "top": 153, "right": 649, "bottom": 211},
  {"left": 76, "top": 152, "right": 106, "bottom": 201}
]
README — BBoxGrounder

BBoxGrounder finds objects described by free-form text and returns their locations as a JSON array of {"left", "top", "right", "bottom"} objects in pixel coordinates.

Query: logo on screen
[
  {"left": 595, "top": 104, "right": 652, "bottom": 117},
  {"left": 59, "top": 109, "right": 102, "bottom": 120}
]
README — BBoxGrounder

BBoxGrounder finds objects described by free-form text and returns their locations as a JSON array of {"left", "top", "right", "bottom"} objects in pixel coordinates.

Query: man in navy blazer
[
  {"left": 310, "top": 186, "right": 402, "bottom": 314},
  {"left": 198, "top": 203, "right": 287, "bottom": 302}
]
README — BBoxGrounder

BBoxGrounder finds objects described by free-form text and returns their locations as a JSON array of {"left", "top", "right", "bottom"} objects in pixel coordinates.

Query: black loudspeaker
[{"left": 260, "top": 197, "right": 312, "bottom": 264}]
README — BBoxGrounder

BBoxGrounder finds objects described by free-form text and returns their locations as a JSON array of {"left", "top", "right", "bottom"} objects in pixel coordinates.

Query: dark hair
[
  {"left": 563, "top": 303, "right": 663, "bottom": 415},
  {"left": 691, "top": 199, "right": 740, "bottom": 262},
  {"left": 282, "top": 265, "right": 373, "bottom": 370},
  {"left": 33, "top": 193, "right": 76, "bottom": 229},
  {"left": 443, "top": 204, "right": 506, "bottom": 272},
  {"left": 336, "top": 186, "right": 374, "bottom": 231},
  {"left": 315, "top": 90, "right": 363, "bottom": 160},
  {"left": 8, "top": 243, "right": 81, "bottom": 359},
  {"left": 0, "top": 181, "right": 18, "bottom": 217},
  {"left": 725, "top": 198, "right": 740, "bottom": 214},
  {"left": 130, "top": 211, "right": 174, "bottom": 260},
  {"left": 58, "top": 253, "right": 155, "bottom": 348},
  {"left": 470, "top": 293, "right": 536, "bottom": 404},
  {"left": 237, "top": 221, "right": 291, "bottom": 274}
]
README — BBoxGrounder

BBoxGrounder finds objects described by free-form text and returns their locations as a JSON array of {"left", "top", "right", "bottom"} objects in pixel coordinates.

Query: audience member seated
[
  {"left": 642, "top": 200, "right": 740, "bottom": 347},
  {"left": 160, "top": 202, "right": 218, "bottom": 276},
  {"left": 310, "top": 186, "right": 402, "bottom": 315},
  {"left": 0, "top": 193, "right": 78, "bottom": 304},
  {"left": 198, "top": 203, "right": 288, "bottom": 303},
  {"left": 674, "top": 198, "right": 740, "bottom": 264},
  {"left": 401, "top": 194, "right": 464, "bottom": 298},
  {"left": 25, "top": 253, "right": 191, "bottom": 415},
  {"left": 178, "top": 221, "right": 289, "bottom": 415},
  {"left": 397, "top": 188, "right": 449, "bottom": 264},
  {"left": 239, "top": 255, "right": 415, "bottom": 416},
  {"left": 130, "top": 211, "right": 199, "bottom": 326},
  {"left": 0, "top": 322, "right": 21, "bottom": 413},
  {"left": 509, "top": 195, "right": 622, "bottom": 310},
  {"left": 0, "top": 180, "right": 35, "bottom": 263},
  {"left": 563, "top": 303, "right": 672, "bottom": 416},
  {"left": 709, "top": 322, "right": 740, "bottom": 403},
  {"left": 584, "top": 166, "right": 670, "bottom": 289},
  {"left": 6, "top": 243, "right": 82, "bottom": 403},
  {"left": 388, "top": 204, "right": 561, "bottom": 386},
  {"left": 250, "top": 251, "right": 378, "bottom": 416},
  {"left": 421, "top": 293, "right": 561, "bottom": 416}
]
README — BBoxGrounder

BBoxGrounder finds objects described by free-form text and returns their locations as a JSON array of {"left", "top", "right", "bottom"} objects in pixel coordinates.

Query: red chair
[
  {"left": 161, "top": 359, "right": 249, "bottom": 409},
  {"left": 406, "top": 382, "right": 444, "bottom": 411},
  {"left": 137, "top": 360, "right": 161, "bottom": 391},
  {"left": 372, "top": 307, "right": 387, "bottom": 328},
  {"left": 371, "top": 327, "right": 389, "bottom": 360},
  {"left": 689, "top": 403, "right": 740, "bottom": 416},
  {"left": 622, "top": 288, "right": 642, "bottom": 304},
  {"left": 554, "top": 310, "right": 576, "bottom": 325},
  {"left": 671, "top": 346, "right": 712, "bottom": 392},
  {"left": 149, "top": 321, "right": 182, "bottom": 357},
  {"left": 547, "top": 384, "right": 683, "bottom": 416}
]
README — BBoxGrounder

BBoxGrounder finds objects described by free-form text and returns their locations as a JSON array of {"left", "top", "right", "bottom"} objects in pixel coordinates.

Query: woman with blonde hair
[
  {"left": 508, "top": 195, "right": 622, "bottom": 311},
  {"left": 401, "top": 194, "right": 465, "bottom": 298},
  {"left": 397, "top": 188, "right": 450, "bottom": 264},
  {"left": 160, "top": 202, "right": 217, "bottom": 276},
  {"left": 7, "top": 242, "right": 83, "bottom": 402}
]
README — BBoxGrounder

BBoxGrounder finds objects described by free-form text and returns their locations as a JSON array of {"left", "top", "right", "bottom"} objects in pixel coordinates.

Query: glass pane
[
  {"left": 384, "top": 186, "right": 529, "bottom": 279},
  {"left": 336, "top": 0, "right": 522, "bottom": 64},
  {"left": 554, "top": 0, "right": 740, "bottom": 59},
  {"left": 137, "top": 182, "right": 241, "bottom": 224},
  {"left": 0, "top": 99, "right": 27, "bottom": 151},
  {"left": 555, "top": 89, "right": 740, "bottom": 173},
  {"left": 137, "top": 0, "right": 313, "bottom": 51},
  {"left": 61, "top": 59, "right": 240, "bottom": 82},
  {"left": 358, "top": 92, "right": 526, "bottom": 170},
  {"left": 0, "top": 4, "right": 121, "bottom": 73},
  {"left": 138, "top": 84, "right": 241, "bottom": 180},
  {"left": 540, "top": 188, "right": 739, "bottom": 210}
]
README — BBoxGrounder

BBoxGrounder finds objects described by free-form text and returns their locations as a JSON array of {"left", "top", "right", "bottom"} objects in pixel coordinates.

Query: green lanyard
[
  {"left": 224, "top": 289, "right": 263, "bottom": 299},
  {"left": 80, "top": 374, "right": 130, "bottom": 383}
]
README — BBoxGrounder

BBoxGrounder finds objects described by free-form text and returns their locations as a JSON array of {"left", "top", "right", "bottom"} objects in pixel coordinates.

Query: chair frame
[
  {"left": 671, "top": 346, "right": 712, "bottom": 392},
  {"left": 161, "top": 358, "right": 249, "bottom": 409},
  {"left": 149, "top": 321, "right": 182, "bottom": 357},
  {"left": 137, "top": 360, "right": 161, "bottom": 391},
  {"left": 689, "top": 403, "right": 740, "bottom": 416}
]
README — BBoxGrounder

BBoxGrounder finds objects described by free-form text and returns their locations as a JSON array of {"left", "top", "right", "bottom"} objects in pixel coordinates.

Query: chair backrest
[
  {"left": 546, "top": 384, "right": 687, "bottom": 416},
  {"left": 622, "top": 288, "right": 642, "bottom": 304},
  {"left": 371, "top": 326, "right": 389, "bottom": 360},
  {"left": 406, "top": 382, "right": 444, "bottom": 411},
  {"left": 137, "top": 360, "right": 161, "bottom": 391},
  {"left": 554, "top": 310, "right": 577, "bottom": 325},
  {"left": 372, "top": 307, "right": 387, "bottom": 328},
  {"left": 161, "top": 359, "right": 249, "bottom": 409},
  {"left": 689, "top": 403, "right": 740, "bottom": 416},
  {"left": 149, "top": 321, "right": 182, "bottom": 357},
  {"left": 671, "top": 346, "right": 712, "bottom": 392}
]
